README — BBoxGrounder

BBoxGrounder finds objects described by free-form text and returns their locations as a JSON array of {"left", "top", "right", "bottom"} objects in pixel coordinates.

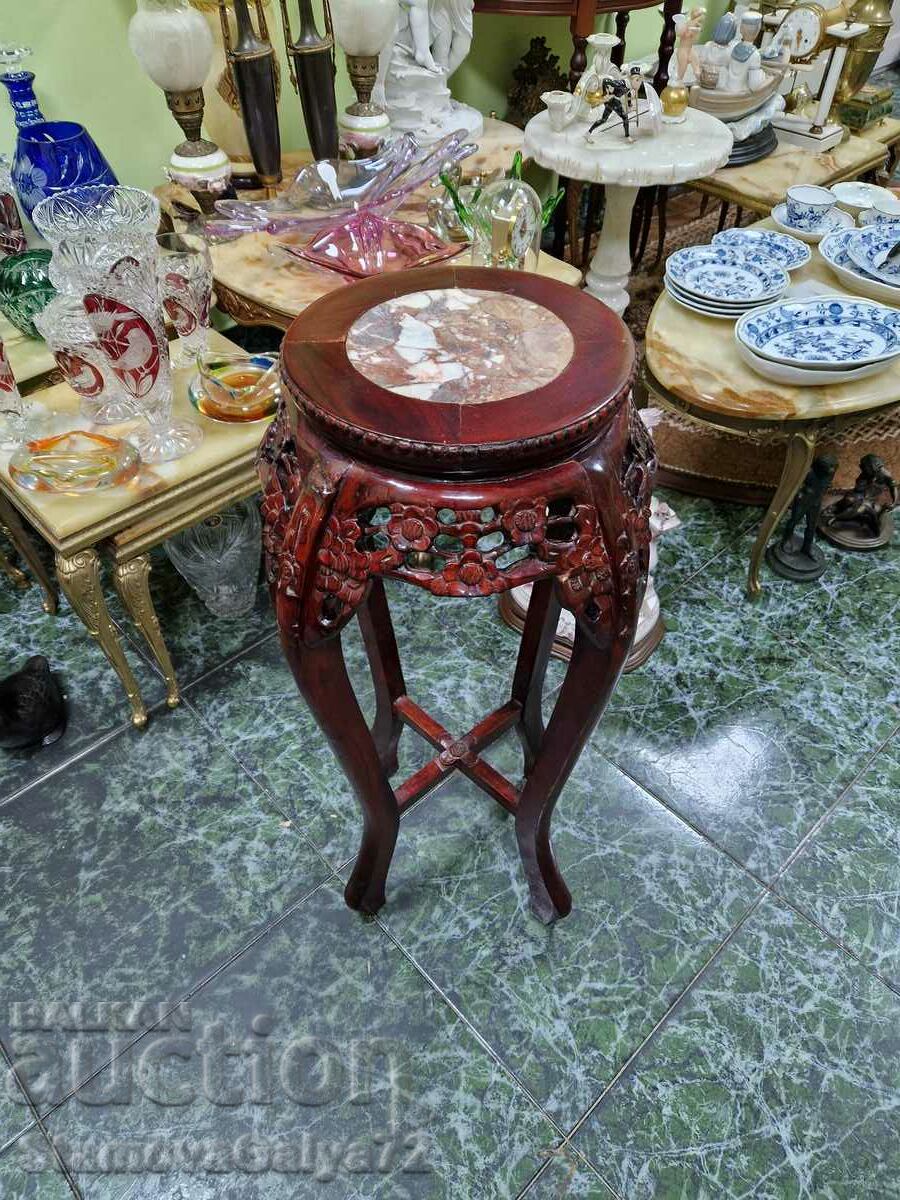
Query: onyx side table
[{"left": 260, "top": 266, "right": 654, "bottom": 923}]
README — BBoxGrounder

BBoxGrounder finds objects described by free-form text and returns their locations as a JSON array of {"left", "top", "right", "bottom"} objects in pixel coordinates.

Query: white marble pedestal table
[{"left": 524, "top": 108, "right": 734, "bottom": 315}]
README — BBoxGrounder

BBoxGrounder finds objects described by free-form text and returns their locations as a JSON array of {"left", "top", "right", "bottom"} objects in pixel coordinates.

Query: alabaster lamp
[
  {"left": 128, "top": 0, "right": 232, "bottom": 212},
  {"left": 330, "top": 0, "right": 398, "bottom": 157}
]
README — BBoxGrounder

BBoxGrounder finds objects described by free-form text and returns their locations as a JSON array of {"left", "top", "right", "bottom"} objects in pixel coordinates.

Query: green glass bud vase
[{"left": 0, "top": 248, "right": 56, "bottom": 338}]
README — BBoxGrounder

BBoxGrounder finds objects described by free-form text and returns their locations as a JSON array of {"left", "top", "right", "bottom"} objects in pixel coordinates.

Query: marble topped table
[
  {"left": 1, "top": 329, "right": 270, "bottom": 727},
  {"left": 686, "top": 134, "right": 888, "bottom": 219},
  {"left": 643, "top": 218, "right": 900, "bottom": 597},
  {"left": 524, "top": 108, "right": 734, "bottom": 316}
]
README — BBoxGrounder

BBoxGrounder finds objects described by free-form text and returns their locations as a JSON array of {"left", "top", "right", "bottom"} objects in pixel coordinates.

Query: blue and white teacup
[
  {"left": 785, "top": 185, "right": 836, "bottom": 231},
  {"left": 869, "top": 194, "right": 900, "bottom": 225}
]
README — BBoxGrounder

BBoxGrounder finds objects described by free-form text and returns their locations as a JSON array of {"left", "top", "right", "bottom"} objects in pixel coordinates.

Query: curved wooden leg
[
  {"left": 56, "top": 548, "right": 148, "bottom": 728},
  {"left": 280, "top": 628, "right": 399, "bottom": 915},
  {"left": 516, "top": 596, "right": 630, "bottom": 924},
  {"left": 113, "top": 555, "right": 180, "bottom": 710},
  {"left": 747, "top": 429, "right": 816, "bottom": 600},
  {"left": 358, "top": 578, "right": 405, "bottom": 776},
  {"left": 0, "top": 544, "right": 28, "bottom": 590},
  {"left": 511, "top": 577, "right": 561, "bottom": 776}
]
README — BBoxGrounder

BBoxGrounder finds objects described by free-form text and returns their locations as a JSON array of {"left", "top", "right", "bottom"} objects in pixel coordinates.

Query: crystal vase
[{"left": 165, "top": 500, "right": 262, "bottom": 618}]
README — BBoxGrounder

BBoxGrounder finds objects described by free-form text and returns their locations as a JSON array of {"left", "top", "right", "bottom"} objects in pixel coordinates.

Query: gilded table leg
[
  {"left": 747, "top": 429, "right": 816, "bottom": 600},
  {"left": 113, "top": 555, "right": 180, "bottom": 710},
  {"left": 0, "top": 494, "right": 58, "bottom": 614},
  {"left": 0, "top": 545, "right": 28, "bottom": 590},
  {"left": 56, "top": 548, "right": 148, "bottom": 728}
]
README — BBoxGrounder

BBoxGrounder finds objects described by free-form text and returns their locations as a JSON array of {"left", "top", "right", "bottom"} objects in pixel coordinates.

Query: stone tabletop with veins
[{"left": 345, "top": 287, "right": 575, "bottom": 404}]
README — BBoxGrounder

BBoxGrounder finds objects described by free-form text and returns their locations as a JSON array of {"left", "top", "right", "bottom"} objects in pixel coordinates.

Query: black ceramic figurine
[
  {"left": 279, "top": 0, "right": 339, "bottom": 161},
  {"left": 588, "top": 77, "right": 634, "bottom": 141},
  {"left": 0, "top": 655, "right": 65, "bottom": 750},
  {"left": 766, "top": 455, "right": 838, "bottom": 582},
  {"left": 819, "top": 454, "right": 898, "bottom": 551},
  {"left": 219, "top": 0, "right": 282, "bottom": 194}
]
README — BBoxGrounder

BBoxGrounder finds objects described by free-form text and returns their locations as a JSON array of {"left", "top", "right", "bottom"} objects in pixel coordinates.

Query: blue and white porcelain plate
[
  {"left": 665, "top": 246, "right": 788, "bottom": 302},
  {"left": 735, "top": 296, "right": 900, "bottom": 367},
  {"left": 712, "top": 227, "right": 811, "bottom": 271},
  {"left": 847, "top": 225, "right": 900, "bottom": 286}
]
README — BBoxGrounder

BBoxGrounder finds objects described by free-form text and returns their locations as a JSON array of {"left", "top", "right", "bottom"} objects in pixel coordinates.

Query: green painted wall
[{"left": 1, "top": 0, "right": 728, "bottom": 193}]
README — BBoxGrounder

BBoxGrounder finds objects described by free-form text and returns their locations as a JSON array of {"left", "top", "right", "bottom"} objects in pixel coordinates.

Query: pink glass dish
[{"left": 279, "top": 212, "right": 462, "bottom": 278}]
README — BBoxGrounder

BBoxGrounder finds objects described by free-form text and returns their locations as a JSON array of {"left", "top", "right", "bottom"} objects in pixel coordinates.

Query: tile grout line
[
  {"left": 515, "top": 1140, "right": 624, "bottom": 1200},
  {"left": 0, "top": 1037, "right": 82, "bottom": 1198},
  {"left": 562, "top": 889, "right": 769, "bottom": 1157},
  {"left": 2, "top": 872, "right": 339, "bottom": 1149}
]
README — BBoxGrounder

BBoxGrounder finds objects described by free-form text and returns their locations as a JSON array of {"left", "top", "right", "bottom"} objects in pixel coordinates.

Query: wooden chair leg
[
  {"left": 581, "top": 183, "right": 602, "bottom": 270},
  {"left": 650, "top": 185, "right": 669, "bottom": 269},
  {"left": 280, "top": 628, "right": 399, "bottom": 915},
  {"left": 515, "top": 591, "right": 630, "bottom": 925},
  {"left": 510, "top": 577, "right": 561, "bottom": 775},
  {"left": 699, "top": 193, "right": 710, "bottom": 218},
  {"left": 358, "top": 577, "right": 406, "bottom": 776},
  {"left": 716, "top": 201, "right": 730, "bottom": 232}
]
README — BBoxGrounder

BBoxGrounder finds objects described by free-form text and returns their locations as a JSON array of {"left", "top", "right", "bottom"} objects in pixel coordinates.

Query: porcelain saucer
[
  {"left": 664, "top": 274, "right": 775, "bottom": 310},
  {"left": 712, "top": 227, "right": 811, "bottom": 271},
  {"left": 664, "top": 279, "right": 773, "bottom": 320},
  {"left": 735, "top": 296, "right": 900, "bottom": 368},
  {"left": 734, "top": 336, "right": 895, "bottom": 386},
  {"left": 771, "top": 203, "right": 854, "bottom": 244}
]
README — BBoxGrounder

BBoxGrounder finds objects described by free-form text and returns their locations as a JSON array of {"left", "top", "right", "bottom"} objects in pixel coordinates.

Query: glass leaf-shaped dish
[
  {"left": 9, "top": 429, "right": 139, "bottom": 492},
  {"left": 280, "top": 212, "right": 462, "bottom": 279}
]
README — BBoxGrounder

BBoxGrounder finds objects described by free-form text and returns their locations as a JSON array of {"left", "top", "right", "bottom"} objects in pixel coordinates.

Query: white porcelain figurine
[{"left": 375, "top": 0, "right": 483, "bottom": 144}]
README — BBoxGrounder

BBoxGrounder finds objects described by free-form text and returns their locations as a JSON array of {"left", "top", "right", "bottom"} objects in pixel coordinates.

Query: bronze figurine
[
  {"left": 766, "top": 454, "right": 837, "bottom": 582},
  {"left": 819, "top": 453, "right": 897, "bottom": 550}
]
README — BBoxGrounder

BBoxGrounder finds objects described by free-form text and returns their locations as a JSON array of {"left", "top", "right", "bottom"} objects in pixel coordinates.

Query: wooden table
[
  {"left": 265, "top": 265, "right": 650, "bottom": 922},
  {"left": 2, "top": 330, "right": 270, "bottom": 727},
  {"left": 641, "top": 219, "right": 900, "bottom": 598}
]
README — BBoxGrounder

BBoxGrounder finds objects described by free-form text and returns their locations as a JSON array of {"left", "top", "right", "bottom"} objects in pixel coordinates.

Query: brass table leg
[
  {"left": 56, "top": 548, "right": 148, "bottom": 728},
  {"left": 113, "top": 555, "right": 180, "bottom": 710},
  {"left": 0, "top": 545, "right": 29, "bottom": 590},
  {"left": 747, "top": 428, "right": 816, "bottom": 600},
  {"left": 0, "top": 494, "right": 59, "bottom": 614}
]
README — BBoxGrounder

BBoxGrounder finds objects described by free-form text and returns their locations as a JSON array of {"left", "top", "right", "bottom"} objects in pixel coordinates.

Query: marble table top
[
  {"left": 646, "top": 219, "right": 900, "bottom": 423},
  {"left": 523, "top": 107, "right": 733, "bottom": 189},
  {"left": 346, "top": 287, "right": 574, "bottom": 404},
  {"left": 2, "top": 329, "right": 269, "bottom": 549},
  {"left": 687, "top": 135, "right": 888, "bottom": 214}
]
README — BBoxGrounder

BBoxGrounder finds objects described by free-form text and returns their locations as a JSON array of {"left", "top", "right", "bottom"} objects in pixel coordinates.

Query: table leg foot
[
  {"left": 56, "top": 548, "right": 148, "bottom": 729},
  {"left": 747, "top": 429, "right": 816, "bottom": 600},
  {"left": 282, "top": 631, "right": 400, "bottom": 916},
  {"left": 113, "top": 555, "right": 181, "bottom": 710},
  {"left": 584, "top": 184, "right": 639, "bottom": 317},
  {"left": 516, "top": 597, "right": 630, "bottom": 925}
]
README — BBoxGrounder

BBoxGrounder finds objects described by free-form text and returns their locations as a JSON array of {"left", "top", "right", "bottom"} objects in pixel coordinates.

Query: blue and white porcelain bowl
[
  {"left": 735, "top": 296, "right": 900, "bottom": 368},
  {"left": 785, "top": 185, "right": 836, "bottom": 231},
  {"left": 665, "top": 245, "right": 788, "bottom": 303},
  {"left": 818, "top": 228, "right": 900, "bottom": 305},
  {"left": 712, "top": 227, "right": 811, "bottom": 271},
  {"left": 847, "top": 225, "right": 900, "bottom": 286}
]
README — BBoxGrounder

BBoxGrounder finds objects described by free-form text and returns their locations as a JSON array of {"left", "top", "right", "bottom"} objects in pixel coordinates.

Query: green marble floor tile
[
  {"left": 574, "top": 896, "right": 900, "bottom": 1199},
  {"left": 593, "top": 582, "right": 899, "bottom": 880},
  {"left": 0, "top": 1129, "right": 74, "bottom": 1199},
  {"left": 0, "top": 569, "right": 163, "bottom": 805},
  {"left": 520, "top": 1147, "right": 617, "bottom": 1198},
  {"left": 778, "top": 725, "right": 900, "bottom": 990},
  {"left": 652, "top": 489, "right": 760, "bottom": 600},
  {"left": 0, "top": 704, "right": 329, "bottom": 1110},
  {"left": 359, "top": 754, "right": 759, "bottom": 1127},
  {"left": 28, "top": 881, "right": 557, "bottom": 1200},
  {"left": 693, "top": 510, "right": 900, "bottom": 698},
  {"left": 108, "top": 545, "right": 277, "bottom": 690}
]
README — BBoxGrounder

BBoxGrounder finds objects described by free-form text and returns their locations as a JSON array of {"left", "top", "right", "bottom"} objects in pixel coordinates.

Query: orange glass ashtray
[
  {"left": 9, "top": 430, "right": 140, "bottom": 493},
  {"left": 190, "top": 352, "right": 279, "bottom": 423}
]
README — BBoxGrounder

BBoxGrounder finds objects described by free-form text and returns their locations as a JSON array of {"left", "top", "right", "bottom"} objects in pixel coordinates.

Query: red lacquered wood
[{"left": 261, "top": 268, "right": 655, "bottom": 923}]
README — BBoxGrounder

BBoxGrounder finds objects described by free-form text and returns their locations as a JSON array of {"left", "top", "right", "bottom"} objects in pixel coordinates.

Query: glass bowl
[
  {"left": 0, "top": 249, "right": 56, "bottom": 337},
  {"left": 8, "top": 430, "right": 139, "bottom": 493},
  {"left": 30, "top": 185, "right": 160, "bottom": 247},
  {"left": 191, "top": 352, "right": 279, "bottom": 423}
]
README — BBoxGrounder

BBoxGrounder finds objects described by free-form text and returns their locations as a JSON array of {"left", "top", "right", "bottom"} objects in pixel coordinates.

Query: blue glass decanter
[{"left": 0, "top": 45, "right": 117, "bottom": 220}]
